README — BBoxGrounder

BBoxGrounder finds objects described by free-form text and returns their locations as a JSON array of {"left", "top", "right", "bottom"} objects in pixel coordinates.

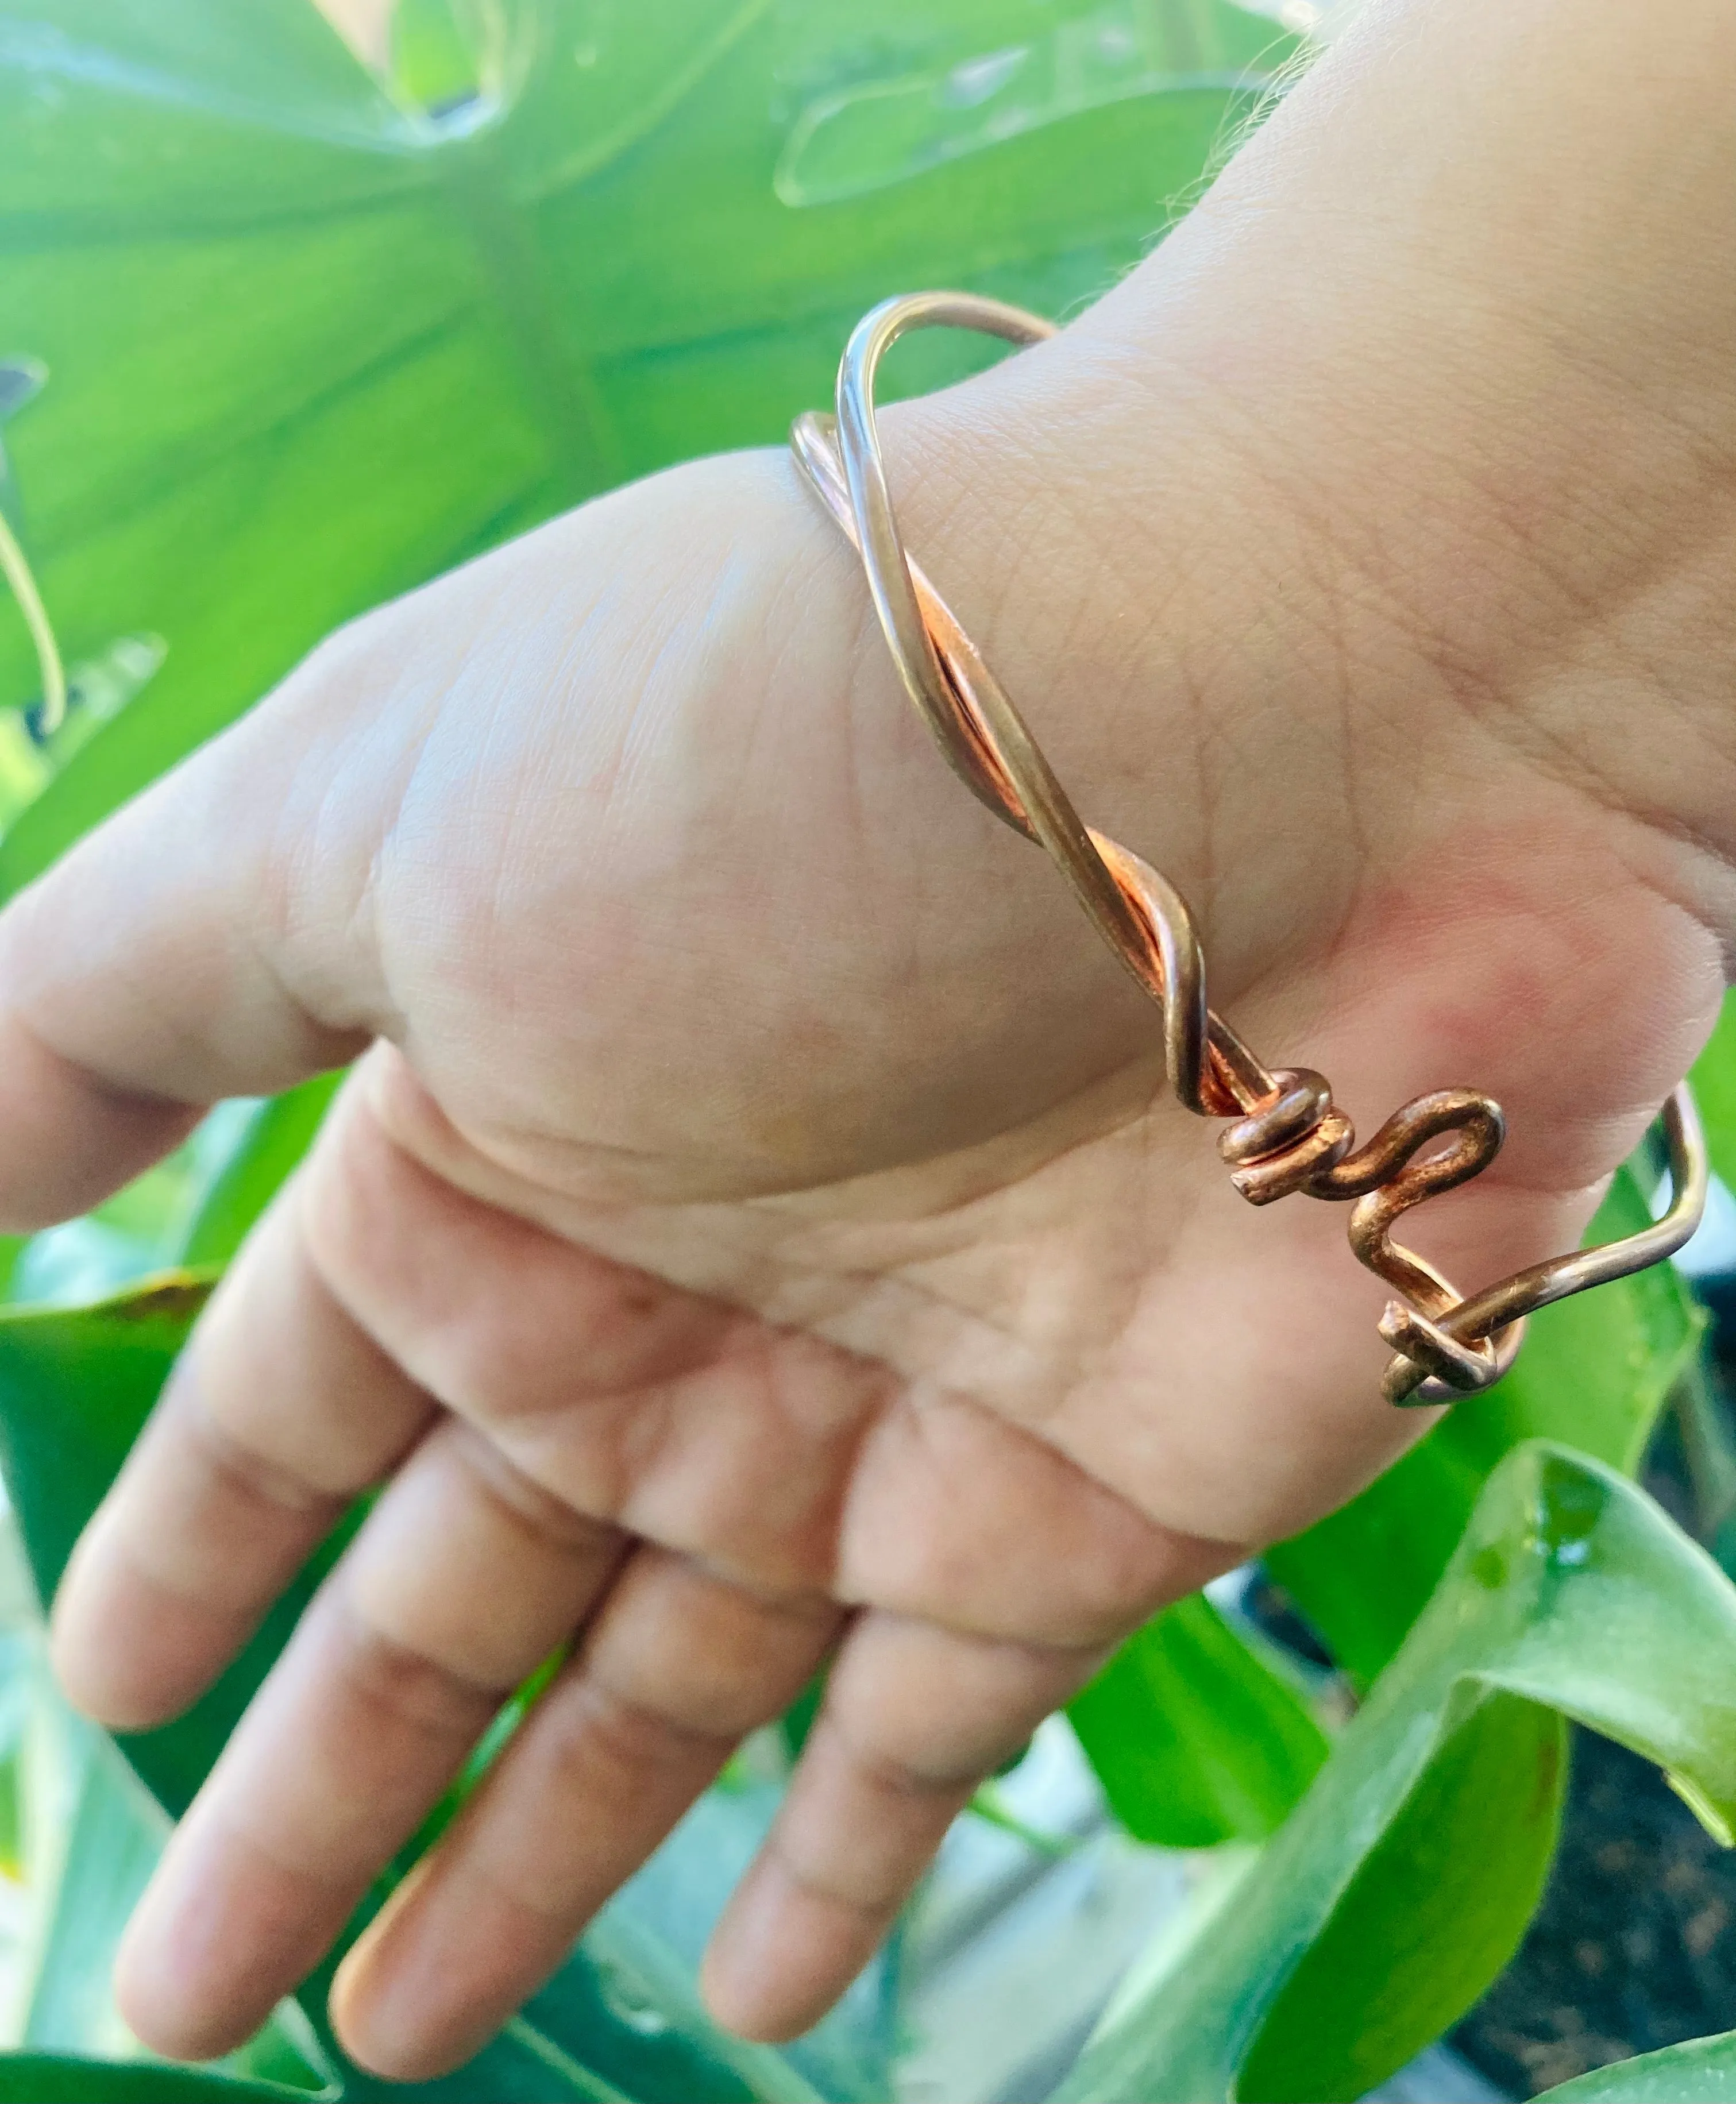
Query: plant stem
[{"left": 0, "top": 512, "right": 64, "bottom": 736}]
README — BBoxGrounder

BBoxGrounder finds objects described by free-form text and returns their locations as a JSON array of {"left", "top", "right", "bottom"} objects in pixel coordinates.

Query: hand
[{"left": 7, "top": 0, "right": 1734, "bottom": 2079}]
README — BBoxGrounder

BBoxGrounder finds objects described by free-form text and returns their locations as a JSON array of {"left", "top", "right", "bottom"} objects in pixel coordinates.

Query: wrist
[{"left": 862, "top": 0, "right": 1736, "bottom": 982}]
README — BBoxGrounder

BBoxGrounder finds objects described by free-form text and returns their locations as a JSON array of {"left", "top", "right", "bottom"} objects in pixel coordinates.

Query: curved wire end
[
  {"left": 796, "top": 292, "right": 1712, "bottom": 1412},
  {"left": 1381, "top": 1082, "right": 1709, "bottom": 1407}
]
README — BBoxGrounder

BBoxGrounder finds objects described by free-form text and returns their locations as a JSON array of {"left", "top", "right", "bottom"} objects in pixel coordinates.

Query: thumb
[{"left": 0, "top": 649, "right": 386, "bottom": 1231}]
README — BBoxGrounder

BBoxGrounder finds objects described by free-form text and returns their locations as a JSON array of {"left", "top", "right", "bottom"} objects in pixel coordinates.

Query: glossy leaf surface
[
  {"left": 1067, "top": 1592, "right": 1328, "bottom": 1846},
  {"left": 1239, "top": 1690, "right": 1562, "bottom": 2103},
  {"left": 1235, "top": 1164, "right": 1702, "bottom": 2092},
  {"left": 1059, "top": 1443, "right": 1736, "bottom": 2104},
  {"left": 1537, "top": 2030, "right": 1736, "bottom": 2102}
]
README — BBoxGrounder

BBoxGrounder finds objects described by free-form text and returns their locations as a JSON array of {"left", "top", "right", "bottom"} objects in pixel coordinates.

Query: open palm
[{"left": 6, "top": 0, "right": 1736, "bottom": 2074}]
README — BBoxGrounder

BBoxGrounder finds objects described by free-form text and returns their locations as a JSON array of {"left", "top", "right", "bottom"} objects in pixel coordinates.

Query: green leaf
[
  {"left": 18, "top": 1710, "right": 164, "bottom": 2052},
  {"left": 0, "top": 1632, "right": 29, "bottom": 1880},
  {"left": 1691, "top": 992, "right": 1736, "bottom": 1195},
  {"left": 0, "top": 0, "right": 1295, "bottom": 893},
  {"left": 1239, "top": 1692, "right": 1563, "bottom": 2103},
  {"left": 388, "top": 0, "right": 483, "bottom": 118},
  {"left": 0, "top": 1277, "right": 211, "bottom": 1620},
  {"left": 1266, "top": 1164, "right": 1701, "bottom": 1686},
  {"left": 1536, "top": 2030, "right": 1736, "bottom": 2102},
  {"left": 1067, "top": 1592, "right": 1329, "bottom": 1846},
  {"left": 0, "top": 2055, "right": 325, "bottom": 2103},
  {"left": 0, "top": 1274, "right": 360, "bottom": 1820},
  {"left": 175, "top": 1074, "right": 344, "bottom": 1268},
  {"left": 1057, "top": 1442, "right": 1736, "bottom": 2104}
]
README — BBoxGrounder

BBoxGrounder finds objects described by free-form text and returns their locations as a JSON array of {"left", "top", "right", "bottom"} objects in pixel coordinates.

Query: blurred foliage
[
  {"left": 0, "top": 0, "right": 1293, "bottom": 893},
  {"left": 1067, "top": 1592, "right": 1328, "bottom": 1848},
  {"left": 0, "top": 2057, "right": 322, "bottom": 2102},
  {"left": 2, "top": 2, "right": 1736, "bottom": 2100}
]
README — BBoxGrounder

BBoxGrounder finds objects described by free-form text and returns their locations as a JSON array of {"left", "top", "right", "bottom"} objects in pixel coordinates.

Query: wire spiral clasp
[{"left": 792, "top": 292, "right": 1709, "bottom": 1408}]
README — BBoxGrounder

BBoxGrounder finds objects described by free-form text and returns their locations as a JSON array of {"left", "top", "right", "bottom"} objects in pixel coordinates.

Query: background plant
[{"left": 2, "top": 3, "right": 1736, "bottom": 2099}]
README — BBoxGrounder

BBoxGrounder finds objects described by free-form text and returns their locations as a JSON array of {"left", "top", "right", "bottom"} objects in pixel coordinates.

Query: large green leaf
[
  {"left": 1067, "top": 1591, "right": 1329, "bottom": 1846},
  {"left": 0, "top": 2056, "right": 326, "bottom": 2103},
  {"left": 0, "top": 0, "right": 1293, "bottom": 892},
  {"left": 1537, "top": 2031, "right": 1736, "bottom": 2102},
  {"left": 0, "top": 1280, "right": 206, "bottom": 1612},
  {"left": 1056, "top": 1443, "right": 1736, "bottom": 2104},
  {"left": 1239, "top": 1690, "right": 1563, "bottom": 2103},
  {"left": 1225, "top": 1172, "right": 1699, "bottom": 2097}
]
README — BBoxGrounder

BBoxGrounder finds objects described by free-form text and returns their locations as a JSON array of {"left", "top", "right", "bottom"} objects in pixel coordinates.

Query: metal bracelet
[{"left": 791, "top": 291, "right": 1708, "bottom": 1407}]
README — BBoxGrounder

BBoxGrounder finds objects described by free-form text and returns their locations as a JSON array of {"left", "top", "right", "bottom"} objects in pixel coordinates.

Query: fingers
[
  {"left": 704, "top": 1610, "right": 1104, "bottom": 2041},
  {"left": 329, "top": 1549, "right": 841, "bottom": 2082},
  {"left": 322, "top": 1059, "right": 1236, "bottom": 1642},
  {"left": 71, "top": 1070, "right": 1239, "bottom": 2070},
  {"left": 0, "top": 1012, "right": 205, "bottom": 1231},
  {"left": 113, "top": 1419, "right": 631, "bottom": 2061},
  {"left": 49, "top": 1172, "right": 435, "bottom": 1728}
]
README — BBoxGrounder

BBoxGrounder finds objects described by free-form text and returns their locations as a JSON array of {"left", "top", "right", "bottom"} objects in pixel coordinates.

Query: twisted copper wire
[{"left": 792, "top": 291, "right": 1709, "bottom": 1407}]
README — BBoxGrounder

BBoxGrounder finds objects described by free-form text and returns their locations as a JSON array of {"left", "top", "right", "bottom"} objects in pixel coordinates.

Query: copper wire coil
[{"left": 790, "top": 291, "right": 1708, "bottom": 1408}]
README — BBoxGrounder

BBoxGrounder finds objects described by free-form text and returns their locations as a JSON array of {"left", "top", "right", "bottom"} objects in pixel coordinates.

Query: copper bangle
[{"left": 791, "top": 291, "right": 1708, "bottom": 1408}]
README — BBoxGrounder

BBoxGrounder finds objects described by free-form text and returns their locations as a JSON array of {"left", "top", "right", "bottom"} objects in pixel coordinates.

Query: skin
[{"left": 0, "top": 0, "right": 1730, "bottom": 2079}]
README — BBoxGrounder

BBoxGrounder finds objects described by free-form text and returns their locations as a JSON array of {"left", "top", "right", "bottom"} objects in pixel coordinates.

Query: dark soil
[{"left": 1452, "top": 1701, "right": 1736, "bottom": 2096}]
